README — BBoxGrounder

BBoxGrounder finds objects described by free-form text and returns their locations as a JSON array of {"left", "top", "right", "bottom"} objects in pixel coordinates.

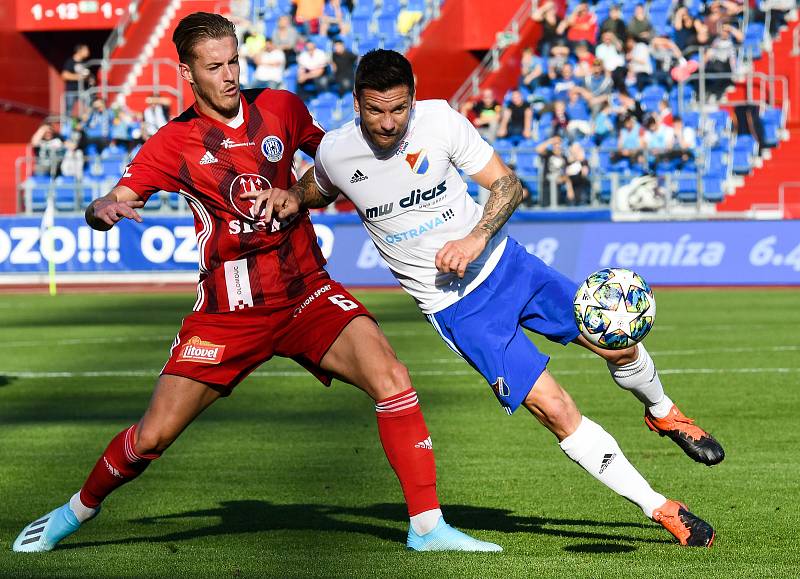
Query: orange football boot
[
  {"left": 645, "top": 404, "right": 725, "bottom": 465},
  {"left": 652, "top": 500, "right": 715, "bottom": 547}
]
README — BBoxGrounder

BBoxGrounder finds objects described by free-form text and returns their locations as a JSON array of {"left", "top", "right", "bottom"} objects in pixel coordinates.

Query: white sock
[
  {"left": 608, "top": 344, "right": 673, "bottom": 418},
  {"left": 69, "top": 492, "right": 98, "bottom": 523},
  {"left": 559, "top": 416, "right": 666, "bottom": 519},
  {"left": 410, "top": 508, "right": 443, "bottom": 535}
]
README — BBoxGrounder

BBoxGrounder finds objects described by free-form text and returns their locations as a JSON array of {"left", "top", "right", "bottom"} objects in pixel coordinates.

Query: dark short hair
[
  {"left": 172, "top": 12, "right": 236, "bottom": 64},
  {"left": 355, "top": 50, "right": 415, "bottom": 97}
]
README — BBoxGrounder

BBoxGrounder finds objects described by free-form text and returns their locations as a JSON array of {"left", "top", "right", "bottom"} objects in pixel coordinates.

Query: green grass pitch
[{"left": 0, "top": 288, "right": 799, "bottom": 578}]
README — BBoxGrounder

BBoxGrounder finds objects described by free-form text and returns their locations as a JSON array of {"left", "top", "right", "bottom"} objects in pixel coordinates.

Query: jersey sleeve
[
  {"left": 445, "top": 103, "right": 495, "bottom": 176},
  {"left": 313, "top": 134, "right": 337, "bottom": 198},
  {"left": 285, "top": 91, "right": 325, "bottom": 158},
  {"left": 115, "top": 132, "right": 183, "bottom": 202}
]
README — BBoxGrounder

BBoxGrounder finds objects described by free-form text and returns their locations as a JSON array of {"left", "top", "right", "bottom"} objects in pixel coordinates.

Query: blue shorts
[{"left": 428, "top": 237, "right": 579, "bottom": 414}]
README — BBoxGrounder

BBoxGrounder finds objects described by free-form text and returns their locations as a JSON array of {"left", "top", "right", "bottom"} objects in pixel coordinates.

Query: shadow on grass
[
  {"left": 63, "top": 500, "right": 666, "bottom": 550},
  {"left": 0, "top": 375, "right": 15, "bottom": 388},
  {"left": 564, "top": 543, "right": 637, "bottom": 554}
]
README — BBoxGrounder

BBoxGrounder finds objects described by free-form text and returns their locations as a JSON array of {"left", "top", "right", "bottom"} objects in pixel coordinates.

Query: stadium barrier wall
[{"left": 0, "top": 215, "right": 798, "bottom": 285}]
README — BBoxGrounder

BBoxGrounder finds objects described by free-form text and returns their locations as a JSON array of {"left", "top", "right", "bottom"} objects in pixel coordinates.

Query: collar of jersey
[{"left": 192, "top": 94, "right": 249, "bottom": 132}]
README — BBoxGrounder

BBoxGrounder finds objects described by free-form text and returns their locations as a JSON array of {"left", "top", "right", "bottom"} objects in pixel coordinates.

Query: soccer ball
[{"left": 573, "top": 268, "right": 656, "bottom": 350}]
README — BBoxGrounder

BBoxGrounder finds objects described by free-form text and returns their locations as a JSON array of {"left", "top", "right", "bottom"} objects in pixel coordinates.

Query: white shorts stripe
[{"left": 426, "top": 314, "right": 464, "bottom": 359}]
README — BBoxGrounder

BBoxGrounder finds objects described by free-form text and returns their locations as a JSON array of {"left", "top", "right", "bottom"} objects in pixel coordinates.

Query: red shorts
[{"left": 161, "top": 276, "right": 373, "bottom": 393}]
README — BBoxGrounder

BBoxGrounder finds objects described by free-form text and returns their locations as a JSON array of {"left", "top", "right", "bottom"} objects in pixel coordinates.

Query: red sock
[
  {"left": 79, "top": 424, "right": 160, "bottom": 508},
  {"left": 375, "top": 388, "right": 439, "bottom": 516}
]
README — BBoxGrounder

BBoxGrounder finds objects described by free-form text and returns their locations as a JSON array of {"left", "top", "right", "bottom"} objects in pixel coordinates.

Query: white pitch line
[
  {"left": 1, "top": 335, "right": 172, "bottom": 348},
  {"left": 2, "top": 367, "right": 799, "bottom": 380}
]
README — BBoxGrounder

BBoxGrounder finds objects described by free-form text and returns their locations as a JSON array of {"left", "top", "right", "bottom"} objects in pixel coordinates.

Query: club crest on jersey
[
  {"left": 405, "top": 149, "right": 429, "bottom": 175},
  {"left": 229, "top": 173, "right": 273, "bottom": 221},
  {"left": 261, "top": 136, "right": 284, "bottom": 162},
  {"left": 177, "top": 336, "right": 226, "bottom": 364}
]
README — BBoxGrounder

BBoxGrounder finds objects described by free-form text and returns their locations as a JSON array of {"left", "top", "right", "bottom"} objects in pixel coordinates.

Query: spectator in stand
[
  {"left": 592, "top": 101, "right": 614, "bottom": 146},
  {"left": 642, "top": 113, "right": 675, "bottom": 171},
  {"left": 578, "top": 58, "right": 614, "bottom": 110},
  {"left": 460, "top": 88, "right": 501, "bottom": 142},
  {"left": 552, "top": 62, "right": 580, "bottom": 99},
  {"left": 600, "top": 5, "right": 627, "bottom": 43},
  {"left": 81, "top": 98, "right": 112, "bottom": 153},
  {"left": 296, "top": 40, "right": 330, "bottom": 100},
  {"left": 704, "top": 0, "right": 732, "bottom": 38},
  {"left": 626, "top": 36, "right": 653, "bottom": 92},
  {"left": 242, "top": 27, "right": 267, "bottom": 61},
  {"left": 656, "top": 98, "right": 673, "bottom": 125},
  {"left": 30, "top": 123, "right": 65, "bottom": 176},
  {"left": 320, "top": 0, "right": 347, "bottom": 39},
  {"left": 533, "top": 1, "right": 564, "bottom": 58},
  {"left": 254, "top": 37, "right": 286, "bottom": 89},
  {"left": 547, "top": 41, "right": 573, "bottom": 72},
  {"left": 535, "top": 135, "right": 569, "bottom": 206},
  {"left": 667, "top": 115, "right": 697, "bottom": 169},
  {"left": 565, "top": 91, "right": 592, "bottom": 139},
  {"left": 627, "top": 4, "right": 653, "bottom": 43},
  {"left": 595, "top": 31, "right": 626, "bottom": 90},
  {"left": 612, "top": 113, "right": 645, "bottom": 169},
  {"left": 560, "top": 1, "right": 598, "bottom": 46},
  {"left": 331, "top": 39, "right": 358, "bottom": 96},
  {"left": 673, "top": 7, "right": 709, "bottom": 59},
  {"left": 143, "top": 96, "right": 170, "bottom": 139},
  {"left": 60, "top": 140, "right": 85, "bottom": 179},
  {"left": 565, "top": 142, "right": 592, "bottom": 205},
  {"left": 496, "top": 89, "right": 532, "bottom": 144},
  {"left": 273, "top": 15, "right": 300, "bottom": 66},
  {"left": 573, "top": 41, "right": 595, "bottom": 80},
  {"left": 109, "top": 104, "right": 137, "bottom": 151},
  {"left": 549, "top": 99, "right": 569, "bottom": 138},
  {"left": 650, "top": 35, "right": 689, "bottom": 89},
  {"left": 704, "top": 23, "right": 743, "bottom": 99},
  {"left": 614, "top": 88, "right": 646, "bottom": 124},
  {"left": 293, "top": 0, "right": 324, "bottom": 35},
  {"left": 520, "top": 47, "right": 545, "bottom": 91},
  {"left": 62, "top": 44, "right": 91, "bottom": 117}
]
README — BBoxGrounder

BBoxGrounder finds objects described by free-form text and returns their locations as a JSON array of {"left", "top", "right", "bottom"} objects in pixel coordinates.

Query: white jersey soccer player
[{"left": 255, "top": 49, "right": 723, "bottom": 547}]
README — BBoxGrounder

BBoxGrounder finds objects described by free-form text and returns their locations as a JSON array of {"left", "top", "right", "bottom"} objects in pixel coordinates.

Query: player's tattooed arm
[
  {"left": 471, "top": 173, "right": 523, "bottom": 242},
  {"left": 289, "top": 168, "right": 338, "bottom": 209}
]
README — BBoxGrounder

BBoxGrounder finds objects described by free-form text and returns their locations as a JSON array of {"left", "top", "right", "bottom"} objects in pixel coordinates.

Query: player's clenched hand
[
  {"left": 242, "top": 187, "right": 301, "bottom": 223},
  {"left": 90, "top": 198, "right": 144, "bottom": 230},
  {"left": 435, "top": 233, "right": 487, "bottom": 278}
]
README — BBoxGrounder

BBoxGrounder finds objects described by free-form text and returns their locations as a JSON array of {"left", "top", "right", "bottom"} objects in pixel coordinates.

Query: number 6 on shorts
[{"left": 329, "top": 294, "right": 359, "bottom": 311}]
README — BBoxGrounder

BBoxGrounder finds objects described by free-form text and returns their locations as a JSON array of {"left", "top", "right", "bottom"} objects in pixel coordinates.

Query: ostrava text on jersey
[
  {"left": 314, "top": 100, "right": 508, "bottom": 314},
  {"left": 119, "top": 88, "right": 327, "bottom": 313}
]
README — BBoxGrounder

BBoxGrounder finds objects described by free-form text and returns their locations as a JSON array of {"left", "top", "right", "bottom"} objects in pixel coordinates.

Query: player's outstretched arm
[
  {"left": 244, "top": 168, "right": 338, "bottom": 223},
  {"left": 435, "top": 153, "right": 522, "bottom": 278},
  {"left": 85, "top": 185, "right": 144, "bottom": 231}
]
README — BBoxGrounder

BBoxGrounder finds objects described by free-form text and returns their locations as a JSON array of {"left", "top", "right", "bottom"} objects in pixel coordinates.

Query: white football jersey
[{"left": 314, "top": 99, "right": 508, "bottom": 314}]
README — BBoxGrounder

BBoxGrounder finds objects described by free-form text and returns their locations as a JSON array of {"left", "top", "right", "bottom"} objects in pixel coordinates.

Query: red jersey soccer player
[{"left": 12, "top": 13, "right": 499, "bottom": 553}]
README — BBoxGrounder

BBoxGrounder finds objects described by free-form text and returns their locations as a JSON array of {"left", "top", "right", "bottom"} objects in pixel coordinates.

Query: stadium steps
[
  {"left": 717, "top": 20, "right": 800, "bottom": 218},
  {"left": 103, "top": 0, "right": 178, "bottom": 98}
]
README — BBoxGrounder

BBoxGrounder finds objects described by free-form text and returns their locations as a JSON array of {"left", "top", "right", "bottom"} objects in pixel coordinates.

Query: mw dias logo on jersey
[
  {"left": 177, "top": 336, "right": 226, "bottom": 364},
  {"left": 365, "top": 180, "right": 447, "bottom": 219}
]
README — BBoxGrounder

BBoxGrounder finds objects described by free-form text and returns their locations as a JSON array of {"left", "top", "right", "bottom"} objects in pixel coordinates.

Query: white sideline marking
[
  {"left": 1, "top": 335, "right": 171, "bottom": 348},
  {"left": 1, "top": 367, "right": 799, "bottom": 380}
]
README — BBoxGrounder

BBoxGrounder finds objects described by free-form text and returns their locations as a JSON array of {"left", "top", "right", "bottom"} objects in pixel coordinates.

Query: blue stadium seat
[
  {"left": 466, "top": 179, "right": 480, "bottom": 200},
  {"left": 377, "top": 13, "right": 398, "bottom": 36},
  {"left": 675, "top": 173, "right": 699, "bottom": 201},
  {"left": 702, "top": 177, "right": 725, "bottom": 202},
  {"left": 167, "top": 191, "right": 182, "bottom": 210},
  {"left": 54, "top": 177, "right": 78, "bottom": 211},
  {"left": 732, "top": 148, "right": 753, "bottom": 175},
  {"left": 351, "top": 14, "right": 372, "bottom": 39},
  {"left": 515, "top": 151, "right": 538, "bottom": 172},
  {"left": 406, "top": 0, "right": 427, "bottom": 10},
  {"left": 357, "top": 37, "right": 381, "bottom": 54}
]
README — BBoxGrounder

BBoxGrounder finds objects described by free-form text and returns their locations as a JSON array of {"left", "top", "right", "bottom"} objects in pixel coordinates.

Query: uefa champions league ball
[{"left": 573, "top": 268, "right": 656, "bottom": 350}]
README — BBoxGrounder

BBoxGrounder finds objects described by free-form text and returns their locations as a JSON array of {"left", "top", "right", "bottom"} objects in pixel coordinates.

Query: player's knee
[
  {"left": 372, "top": 360, "right": 413, "bottom": 400},
  {"left": 603, "top": 344, "right": 638, "bottom": 367},
  {"left": 134, "top": 426, "right": 173, "bottom": 456}
]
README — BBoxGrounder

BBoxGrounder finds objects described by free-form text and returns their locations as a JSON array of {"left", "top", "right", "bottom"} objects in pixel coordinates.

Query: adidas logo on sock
[
  {"left": 599, "top": 452, "right": 616, "bottom": 474},
  {"left": 350, "top": 169, "right": 368, "bottom": 183},
  {"left": 414, "top": 436, "right": 433, "bottom": 450},
  {"left": 199, "top": 150, "right": 219, "bottom": 165}
]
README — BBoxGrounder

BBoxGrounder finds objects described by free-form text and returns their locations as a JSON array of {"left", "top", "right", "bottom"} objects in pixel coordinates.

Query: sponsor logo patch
[
  {"left": 177, "top": 336, "right": 226, "bottom": 364},
  {"left": 221, "top": 138, "right": 255, "bottom": 149},
  {"left": 199, "top": 150, "right": 219, "bottom": 165},
  {"left": 405, "top": 149, "right": 429, "bottom": 174},
  {"left": 261, "top": 135, "right": 284, "bottom": 162},
  {"left": 350, "top": 169, "right": 368, "bottom": 183}
]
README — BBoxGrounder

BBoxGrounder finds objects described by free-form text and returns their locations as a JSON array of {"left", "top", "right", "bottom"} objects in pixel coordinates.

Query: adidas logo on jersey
[
  {"left": 199, "top": 150, "right": 219, "bottom": 165},
  {"left": 350, "top": 169, "right": 368, "bottom": 183},
  {"left": 414, "top": 436, "right": 433, "bottom": 450}
]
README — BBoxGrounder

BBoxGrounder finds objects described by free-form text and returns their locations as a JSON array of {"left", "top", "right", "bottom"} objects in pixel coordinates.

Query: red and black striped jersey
[{"left": 117, "top": 88, "right": 327, "bottom": 313}]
